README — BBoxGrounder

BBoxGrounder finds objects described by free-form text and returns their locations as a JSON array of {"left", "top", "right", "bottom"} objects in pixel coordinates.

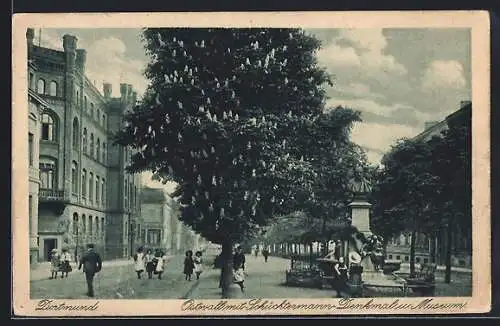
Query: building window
[
  {"left": 90, "top": 133, "right": 94, "bottom": 158},
  {"left": 82, "top": 215, "right": 87, "bottom": 237},
  {"left": 37, "top": 79, "right": 45, "bottom": 95},
  {"left": 84, "top": 96, "right": 88, "bottom": 112},
  {"left": 102, "top": 143, "right": 106, "bottom": 163},
  {"left": 102, "top": 114, "right": 106, "bottom": 128},
  {"left": 41, "top": 112, "right": 56, "bottom": 141},
  {"left": 29, "top": 73, "right": 34, "bottom": 90},
  {"left": 29, "top": 195, "right": 33, "bottom": 231},
  {"left": 95, "top": 176, "right": 100, "bottom": 204},
  {"left": 39, "top": 157, "right": 56, "bottom": 189},
  {"left": 82, "top": 169, "right": 87, "bottom": 198},
  {"left": 125, "top": 221, "right": 128, "bottom": 238},
  {"left": 49, "top": 81, "right": 58, "bottom": 96},
  {"left": 97, "top": 109, "right": 100, "bottom": 122},
  {"left": 72, "top": 118, "right": 79, "bottom": 149},
  {"left": 101, "top": 217, "right": 105, "bottom": 240},
  {"left": 89, "top": 172, "right": 94, "bottom": 203},
  {"left": 28, "top": 133, "right": 34, "bottom": 166},
  {"left": 82, "top": 128, "right": 87, "bottom": 153},
  {"left": 96, "top": 138, "right": 100, "bottom": 162},
  {"left": 101, "top": 179, "right": 105, "bottom": 206},
  {"left": 76, "top": 90, "right": 79, "bottom": 106},
  {"left": 88, "top": 215, "right": 93, "bottom": 238},
  {"left": 90, "top": 102, "right": 94, "bottom": 117},
  {"left": 71, "top": 161, "right": 78, "bottom": 195},
  {"left": 73, "top": 213, "right": 79, "bottom": 237},
  {"left": 95, "top": 217, "right": 100, "bottom": 239},
  {"left": 124, "top": 182, "right": 128, "bottom": 208}
]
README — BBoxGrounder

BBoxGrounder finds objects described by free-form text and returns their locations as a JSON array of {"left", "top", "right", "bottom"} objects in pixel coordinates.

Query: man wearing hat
[{"left": 78, "top": 243, "right": 102, "bottom": 297}]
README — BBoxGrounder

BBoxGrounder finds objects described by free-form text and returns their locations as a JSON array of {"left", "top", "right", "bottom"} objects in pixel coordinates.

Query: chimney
[
  {"left": 460, "top": 100, "right": 472, "bottom": 108},
  {"left": 26, "top": 28, "right": 35, "bottom": 46},
  {"left": 103, "top": 83, "right": 112, "bottom": 99},
  {"left": 75, "top": 49, "right": 87, "bottom": 72},
  {"left": 126, "top": 84, "right": 133, "bottom": 104},
  {"left": 120, "top": 83, "right": 128, "bottom": 103},
  {"left": 63, "top": 34, "right": 78, "bottom": 53}
]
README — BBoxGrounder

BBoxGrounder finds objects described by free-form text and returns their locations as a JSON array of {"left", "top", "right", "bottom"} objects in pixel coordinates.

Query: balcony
[{"left": 39, "top": 188, "right": 69, "bottom": 215}]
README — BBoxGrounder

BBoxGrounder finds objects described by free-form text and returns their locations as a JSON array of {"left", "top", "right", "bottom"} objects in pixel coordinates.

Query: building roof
[
  {"left": 141, "top": 187, "right": 166, "bottom": 203},
  {"left": 413, "top": 100, "right": 471, "bottom": 142}
]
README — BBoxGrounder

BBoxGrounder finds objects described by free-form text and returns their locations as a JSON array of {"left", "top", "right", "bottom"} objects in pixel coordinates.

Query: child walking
[
  {"left": 145, "top": 249, "right": 155, "bottom": 279},
  {"left": 133, "top": 247, "right": 145, "bottom": 279},
  {"left": 183, "top": 250, "right": 195, "bottom": 281},
  {"left": 193, "top": 251, "right": 203, "bottom": 280},
  {"left": 50, "top": 248, "right": 61, "bottom": 279}
]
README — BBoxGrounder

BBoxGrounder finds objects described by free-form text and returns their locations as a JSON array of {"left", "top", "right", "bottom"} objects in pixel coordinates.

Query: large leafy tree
[
  {"left": 371, "top": 138, "right": 441, "bottom": 276},
  {"left": 115, "top": 28, "right": 335, "bottom": 297},
  {"left": 371, "top": 103, "right": 471, "bottom": 281}
]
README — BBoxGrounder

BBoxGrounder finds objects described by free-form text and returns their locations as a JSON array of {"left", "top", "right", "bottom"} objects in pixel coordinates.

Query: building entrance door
[{"left": 44, "top": 238, "right": 57, "bottom": 261}]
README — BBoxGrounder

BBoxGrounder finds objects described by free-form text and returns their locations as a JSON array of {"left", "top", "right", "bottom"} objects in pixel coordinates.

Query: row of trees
[
  {"left": 371, "top": 102, "right": 471, "bottom": 282},
  {"left": 115, "top": 28, "right": 373, "bottom": 297},
  {"left": 115, "top": 27, "right": 471, "bottom": 296}
]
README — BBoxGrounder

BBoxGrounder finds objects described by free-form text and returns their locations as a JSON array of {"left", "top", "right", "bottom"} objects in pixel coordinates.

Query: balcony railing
[{"left": 39, "top": 188, "right": 68, "bottom": 202}]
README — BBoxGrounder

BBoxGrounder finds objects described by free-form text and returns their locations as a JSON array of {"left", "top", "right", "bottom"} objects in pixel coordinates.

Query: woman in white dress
[
  {"left": 193, "top": 251, "right": 203, "bottom": 280},
  {"left": 133, "top": 247, "right": 146, "bottom": 279},
  {"left": 154, "top": 250, "right": 167, "bottom": 280}
]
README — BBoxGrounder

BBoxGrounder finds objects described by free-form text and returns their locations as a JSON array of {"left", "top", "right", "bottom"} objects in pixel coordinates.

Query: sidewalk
[{"left": 30, "top": 258, "right": 133, "bottom": 281}]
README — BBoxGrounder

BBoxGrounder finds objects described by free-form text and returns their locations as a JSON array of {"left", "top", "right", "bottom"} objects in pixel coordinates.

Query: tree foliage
[{"left": 115, "top": 28, "right": 342, "bottom": 246}]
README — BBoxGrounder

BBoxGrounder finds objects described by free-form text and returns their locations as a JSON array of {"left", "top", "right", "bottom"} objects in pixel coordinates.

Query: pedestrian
[
  {"left": 145, "top": 249, "right": 155, "bottom": 279},
  {"left": 290, "top": 251, "right": 299, "bottom": 269},
  {"left": 49, "top": 248, "right": 60, "bottom": 279},
  {"left": 183, "top": 250, "right": 195, "bottom": 281},
  {"left": 78, "top": 243, "right": 102, "bottom": 298},
  {"left": 154, "top": 250, "right": 166, "bottom": 280},
  {"left": 254, "top": 245, "right": 259, "bottom": 258},
  {"left": 133, "top": 247, "right": 145, "bottom": 279},
  {"left": 333, "top": 256, "right": 349, "bottom": 298},
  {"left": 193, "top": 251, "right": 203, "bottom": 280},
  {"left": 262, "top": 248, "right": 269, "bottom": 263},
  {"left": 233, "top": 246, "right": 246, "bottom": 292},
  {"left": 60, "top": 248, "right": 73, "bottom": 278}
]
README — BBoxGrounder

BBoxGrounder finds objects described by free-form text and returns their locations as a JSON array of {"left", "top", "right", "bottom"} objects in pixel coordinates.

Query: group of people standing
[
  {"left": 183, "top": 250, "right": 204, "bottom": 281},
  {"left": 133, "top": 247, "right": 168, "bottom": 279},
  {"left": 49, "top": 247, "right": 73, "bottom": 279}
]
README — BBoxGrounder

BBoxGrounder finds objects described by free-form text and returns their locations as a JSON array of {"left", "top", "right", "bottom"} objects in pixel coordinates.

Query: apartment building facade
[
  {"left": 27, "top": 28, "right": 143, "bottom": 263},
  {"left": 140, "top": 187, "right": 205, "bottom": 254}
]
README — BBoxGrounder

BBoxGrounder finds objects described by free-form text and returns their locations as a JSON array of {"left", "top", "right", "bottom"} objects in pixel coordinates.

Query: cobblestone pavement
[{"left": 30, "top": 255, "right": 201, "bottom": 300}]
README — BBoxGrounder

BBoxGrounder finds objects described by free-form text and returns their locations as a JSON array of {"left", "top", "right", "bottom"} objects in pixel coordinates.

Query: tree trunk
[
  {"left": 445, "top": 220, "right": 453, "bottom": 284},
  {"left": 410, "top": 229, "right": 417, "bottom": 277},
  {"left": 220, "top": 239, "right": 235, "bottom": 298}
]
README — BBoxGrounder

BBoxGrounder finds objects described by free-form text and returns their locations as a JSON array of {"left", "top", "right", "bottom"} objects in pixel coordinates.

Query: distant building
[
  {"left": 385, "top": 100, "right": 472, "bottom": 268},
  {"left": 27, "top": 28, "right": 142, "bottom": 262},
  {"left": 140, "top": 187, "right": 205, "bottom": 254}
]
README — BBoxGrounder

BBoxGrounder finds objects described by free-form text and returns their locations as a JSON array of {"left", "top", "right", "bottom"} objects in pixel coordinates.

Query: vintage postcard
[{"left": 12, "top": 11, "right": 490, "bottom": 316}]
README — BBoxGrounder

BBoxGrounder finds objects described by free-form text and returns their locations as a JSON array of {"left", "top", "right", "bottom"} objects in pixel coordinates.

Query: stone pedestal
[{"left": 348, "top": 199, "right": 372, "bottom": 235}]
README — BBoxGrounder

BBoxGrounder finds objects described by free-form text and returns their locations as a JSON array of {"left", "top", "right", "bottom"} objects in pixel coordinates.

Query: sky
[{"left": 37, "top": 28, "right": 471, "bottom": 192}]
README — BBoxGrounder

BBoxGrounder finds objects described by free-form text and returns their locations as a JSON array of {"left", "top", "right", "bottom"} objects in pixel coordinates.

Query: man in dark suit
[{"left": 78, "top": 243, "right": 102, "bottom": 297}]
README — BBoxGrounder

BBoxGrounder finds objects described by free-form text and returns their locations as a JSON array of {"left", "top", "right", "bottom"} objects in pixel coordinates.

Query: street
[
  {"left": 30, "top": 255, "right": 202, "bottom": 300},
  {"left": 31, "top": 254, "right": 472, "bottom": 299}
]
